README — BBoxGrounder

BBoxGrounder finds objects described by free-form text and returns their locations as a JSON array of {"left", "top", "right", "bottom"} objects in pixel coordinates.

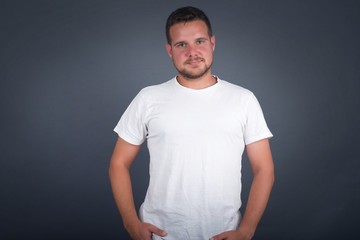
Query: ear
[
  {"left": 166, "top": 43, "right": 173, "bottom": 58},
  {"left": 210, "top": 35, "right": 215, "bottom": 51}
]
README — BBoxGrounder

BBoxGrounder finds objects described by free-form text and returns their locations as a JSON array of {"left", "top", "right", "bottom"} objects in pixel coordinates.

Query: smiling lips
[{"left": 185, "top": 57, "right": 205, "bottom": 65}]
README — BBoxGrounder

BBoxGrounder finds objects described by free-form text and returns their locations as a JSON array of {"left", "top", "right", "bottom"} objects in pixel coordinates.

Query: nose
[{"left": 185, "top": 44, "right": 198, "bottom": 57}]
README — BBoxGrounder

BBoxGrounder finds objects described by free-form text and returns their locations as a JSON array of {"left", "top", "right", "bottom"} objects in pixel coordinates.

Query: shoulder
[
  {"left": 218, "top": 78, "right": 254, "bottom": 100},
  {"left": 137, "top": 78, "right": 174, "bottom": 98}
]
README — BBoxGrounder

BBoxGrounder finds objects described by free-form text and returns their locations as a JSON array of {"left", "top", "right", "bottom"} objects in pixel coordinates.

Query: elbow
[
  {"left": 108, "top": 162, "right": 116, "bottom": 179},
  {"left": 108, "top": 161, "right": 129, "bottom": 180},
  {"left": 268, "top": 165, "right": 275, "bottom": 188},
  {"left": 263, "top": 169, "right": 274, "bottom": 186},
  {"left": 268, "top": 165, "right": 275, "bottom": 186},
  {"left": 255, "top": 167, "right": 274, "bottom": 186},
  {"left": 108, "top": 165, "right": 113, "bottom": 179}
]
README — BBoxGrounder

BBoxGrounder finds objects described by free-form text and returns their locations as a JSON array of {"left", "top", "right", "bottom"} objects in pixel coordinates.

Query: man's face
[{"left": 166, "top": 20, "right": 215, "bottom": 79}]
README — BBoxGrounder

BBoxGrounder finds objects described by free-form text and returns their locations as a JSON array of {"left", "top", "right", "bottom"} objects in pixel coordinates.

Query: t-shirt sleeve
[
  {"left": 113, "top": 91, "right": 147, "bottom": 145},
  {"left": 244, "top": 92, "right": 273, "bottom": 145}
]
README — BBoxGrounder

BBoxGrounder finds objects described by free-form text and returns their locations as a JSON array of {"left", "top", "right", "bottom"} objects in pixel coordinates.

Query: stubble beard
[{"left": 174, "top": 57, "right": 213, "bottom": 80}]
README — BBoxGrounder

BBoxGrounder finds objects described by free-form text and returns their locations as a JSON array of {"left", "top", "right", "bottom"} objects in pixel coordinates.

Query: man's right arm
[{"left": 109, "top": 137, "right": 167, "bottom": 240}]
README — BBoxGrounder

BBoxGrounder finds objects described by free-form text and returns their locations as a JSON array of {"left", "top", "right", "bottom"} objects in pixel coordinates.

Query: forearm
[
  {"left": 109, "top": 165, "right": 141, "bottom": 232},
  {"left": 238, "top": 169, "right": 274, "bottom": 237}
]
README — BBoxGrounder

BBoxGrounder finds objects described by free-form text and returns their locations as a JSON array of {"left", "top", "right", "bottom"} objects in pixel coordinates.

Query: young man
[{"left": 109, "top": 6, "right": 274, "bottom": 240}]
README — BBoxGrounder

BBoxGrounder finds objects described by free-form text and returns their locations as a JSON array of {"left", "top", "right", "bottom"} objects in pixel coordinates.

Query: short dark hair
[{"left": 166, "top": 6, "right": 213, "bottom": 44}]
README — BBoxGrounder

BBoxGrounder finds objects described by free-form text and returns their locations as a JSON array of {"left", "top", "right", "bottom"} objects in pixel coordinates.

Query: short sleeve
[
  {"left": 244, "top": 93, "right": 273, "bottom": 145},
  {"left": 113, "top": 91, "right": 147, "bottom": 145}
]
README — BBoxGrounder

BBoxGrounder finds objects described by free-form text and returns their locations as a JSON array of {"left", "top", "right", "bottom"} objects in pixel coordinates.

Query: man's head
[
  {"left": 165, "top": 7, "right": 215, "bottom": 80},
  {"left": 166, "top": 6, "right": 212, "bottom": 45}
]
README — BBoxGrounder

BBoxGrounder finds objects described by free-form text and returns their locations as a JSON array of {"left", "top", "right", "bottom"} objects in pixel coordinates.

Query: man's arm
[
  {"left": 109, "top": 137, "right": 167, "bottom": 240},
  {"left": 211, "top": 138, "right": 274, "bottom": 240}
]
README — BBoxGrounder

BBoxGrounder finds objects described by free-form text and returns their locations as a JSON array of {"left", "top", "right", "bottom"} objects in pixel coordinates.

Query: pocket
[{"left": 152, "top": 233, "right": 167, "bottom": 240}]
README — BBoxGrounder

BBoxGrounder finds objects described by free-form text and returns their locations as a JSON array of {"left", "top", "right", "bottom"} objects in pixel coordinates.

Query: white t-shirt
[{"left": 114, "top": 77, "right": 273, "bottom": 240}]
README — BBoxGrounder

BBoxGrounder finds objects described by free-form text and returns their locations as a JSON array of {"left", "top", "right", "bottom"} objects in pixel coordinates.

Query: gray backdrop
[{"left": 1, "top": 0, "right": 359, "bottom": 239}]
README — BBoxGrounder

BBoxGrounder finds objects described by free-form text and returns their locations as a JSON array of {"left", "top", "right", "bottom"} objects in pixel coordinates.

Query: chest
[{"left": 146, "top": 94, "right": 246, "bottom": 144}]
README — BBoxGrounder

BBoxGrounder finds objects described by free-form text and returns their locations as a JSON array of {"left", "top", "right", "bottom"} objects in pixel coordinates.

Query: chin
[{"left": 180, "top": 69, "right": 209, "bottom": 79}]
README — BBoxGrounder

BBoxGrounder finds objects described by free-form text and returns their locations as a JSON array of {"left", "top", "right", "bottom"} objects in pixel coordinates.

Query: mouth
[{"left": 185, "top": 58, "right": 204, "bottom": 65}]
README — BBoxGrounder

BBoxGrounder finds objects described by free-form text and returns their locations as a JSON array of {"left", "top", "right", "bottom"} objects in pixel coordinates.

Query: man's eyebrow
[
  {"left": 196, "top": 37, "right": 208, "bottom": 41},
  {"left": 173, "top": 37, "right": 209, "bottom": 46},
  {"left": 173, "top": 41, "right": 186, "bottom": 46}
]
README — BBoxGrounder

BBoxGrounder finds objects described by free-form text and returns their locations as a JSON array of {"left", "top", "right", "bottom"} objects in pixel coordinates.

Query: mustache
[{"left": 185, "top": 57, "right": 205, "bottom": 64}]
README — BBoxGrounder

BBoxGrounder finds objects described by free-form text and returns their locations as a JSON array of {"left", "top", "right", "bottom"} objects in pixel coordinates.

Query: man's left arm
[{"left": 211, "top": 138, "right": 274, "bottom": 240}]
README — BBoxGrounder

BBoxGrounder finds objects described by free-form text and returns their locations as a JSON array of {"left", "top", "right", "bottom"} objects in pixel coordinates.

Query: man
[{"left": 109, "top": 6, "right": 274, "bottom": 240}]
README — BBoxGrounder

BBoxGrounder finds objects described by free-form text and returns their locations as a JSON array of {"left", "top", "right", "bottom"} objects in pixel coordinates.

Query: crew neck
[{"left": 173, "top": 76, "right": 222, "bottom": 92}]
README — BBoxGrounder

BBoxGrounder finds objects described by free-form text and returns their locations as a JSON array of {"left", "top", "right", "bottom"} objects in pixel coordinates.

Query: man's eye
[
  {"left": 197, "top": 40, "right": 204, "bottom": 44},
  {"left": 177, "top": 43, "right": 185, "bottom": 47}
]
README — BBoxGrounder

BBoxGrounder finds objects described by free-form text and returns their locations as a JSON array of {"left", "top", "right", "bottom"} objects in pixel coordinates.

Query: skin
[
  {"left": 109, "top": 19, "right": 274, "bottom": 240},
  {"left": 165, "top": 20, "right": 216, "bottom": 89},
  {"left": 109, "top": 138, "right": 167, "bottom": 239}
]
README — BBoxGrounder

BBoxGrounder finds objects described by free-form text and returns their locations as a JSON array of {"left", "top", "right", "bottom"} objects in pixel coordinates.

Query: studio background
[{"left": 1, "top": 0, "right": 359, "bottom": 239}]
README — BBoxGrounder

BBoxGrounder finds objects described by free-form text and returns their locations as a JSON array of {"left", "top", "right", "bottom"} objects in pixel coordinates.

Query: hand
[
  {"left": 129, "top": 221, "right": 167, "bottom": 240},
  {"left": 210, "top": 230, "right": 252, "bottom": 240}
]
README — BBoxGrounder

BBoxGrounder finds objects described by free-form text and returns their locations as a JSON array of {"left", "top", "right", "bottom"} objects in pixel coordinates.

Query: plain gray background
[{"left": 1, "top": 0, "right": 359, "bottom": 239}]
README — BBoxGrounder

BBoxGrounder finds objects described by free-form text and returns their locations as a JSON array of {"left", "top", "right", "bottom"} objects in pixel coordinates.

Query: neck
[{"left": 176, "top": 72, "right": 217, "bottom": 90}]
